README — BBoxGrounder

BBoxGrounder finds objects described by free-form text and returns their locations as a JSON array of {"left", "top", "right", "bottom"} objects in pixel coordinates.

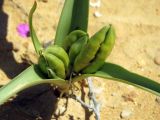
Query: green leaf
[
  {"left": 72, "top": 62, "right": 160, "bottom": 96},
  {"left": 70, "top": 0, "right": 89, "bottom": 32},
  {"left": 54, "top": 0, "right": 89, "bottom": 46},
  {"left": 29, "top": 1, "right": 43, "bottom": 54},
  {"left": 0, "top": 65, "right": 68, "bottom": 105}
]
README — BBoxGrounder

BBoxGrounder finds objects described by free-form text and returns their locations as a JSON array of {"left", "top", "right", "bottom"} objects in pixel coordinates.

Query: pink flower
[{"left": 17, "top": 23, "right": 30, "bottom": 38}]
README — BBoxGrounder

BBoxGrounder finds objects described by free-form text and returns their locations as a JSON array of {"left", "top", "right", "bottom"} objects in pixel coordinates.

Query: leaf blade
[
  {"left": 72, "top": 62, "right": 160, "bottom": 96},
  {"left": 54, "top": 0, "right": 89, "bottom": 46},
  {"left": 0, "top": 65, "right": 68, "bottom": 105},
  {"left": 70, "top": 0, "right": 89, "bottom": 32},
  {"left": 29, "top": 1, "right": 43, "bottom": 54}
]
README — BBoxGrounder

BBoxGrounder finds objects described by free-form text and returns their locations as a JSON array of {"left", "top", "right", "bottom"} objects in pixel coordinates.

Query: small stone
[
  {"left": 154, "top": 55, "right": 160, "bottom": 65},
  {"left": 120, "top": 109, "right": 132, "bottom": 119},
  {"left": 155, "top": 97, "right": 160, "bottom": 104},
  {"left": 94, "top": 11, "right": 102, "bottom": 18},
  {"left": 54, "top": 106, "right": 66, "bottom": 116},
  {"left": 59, "top": 106, "right": 66, "bottom": 114},
  {"left": 90, "top": 0, "right": 101, "bottom": 8},
  {"left": 111, "top": 92, "right": 117, "bottom": 96}
]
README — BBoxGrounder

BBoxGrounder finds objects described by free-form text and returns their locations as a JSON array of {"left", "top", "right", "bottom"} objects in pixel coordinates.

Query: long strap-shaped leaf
[
  {"left": 0, "top": 65, "right": 68, "bottom": 105},
  {"left": 70, "top": 0, "right": 89, "bottom": 32},
  {"left": 72, "top": 62, "right": 160, "bottom": 96},
  {"left": 29, "top": 1, "right": 43, "bottom": 54},
  {"left": 54, "top": 0, "right": 89, "bottom": 46}
]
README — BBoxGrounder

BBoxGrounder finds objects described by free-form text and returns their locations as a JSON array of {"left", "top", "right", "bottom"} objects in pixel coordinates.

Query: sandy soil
[{"left": 0, "top": 0, "right": 160, "bottom": 120}]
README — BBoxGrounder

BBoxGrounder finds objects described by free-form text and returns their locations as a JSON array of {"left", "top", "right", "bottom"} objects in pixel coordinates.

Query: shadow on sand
[{"left": 0, "top": 1, "right": 59, "bottom": 120}]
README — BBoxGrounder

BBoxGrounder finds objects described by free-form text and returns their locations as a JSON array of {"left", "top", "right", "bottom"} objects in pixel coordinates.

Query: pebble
[
  {"left": 154, "top": 55, "right": 160, "bottom": 65},
  {"left": 94, "top": 11, "right": 102, "bottom": 18},
  {"left": 111, "top": 92, "right": 117, "bottom": 96},
  {"left": 155, "top": 97, "right": 160, "bottom": 105},
  {"left": 90, "top": 0, "right": 101, "bottom": 8},
  {"left": 120, "top": 109, "right": 132, "bottom": 119},
  {"left": 54, "top": 106, "right": 66, "bottom": 116}
]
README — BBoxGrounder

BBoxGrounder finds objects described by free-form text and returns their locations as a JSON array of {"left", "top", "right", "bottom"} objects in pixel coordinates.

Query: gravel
[{"left": 120, "top": 109, "right": 132, "bottom": 119}]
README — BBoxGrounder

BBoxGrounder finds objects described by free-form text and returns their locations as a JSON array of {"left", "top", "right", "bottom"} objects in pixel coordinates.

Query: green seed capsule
[
  {"left": 61, "top": 30, "right": 87, "bottom": 51},
  {"left": 73, "top": 25, "right": 110, "bottom": 73},
  {"left": 45, "top": 45, "right": 69, "bottom": 70},
  {"left": 82, "top": 25, "right": 116, "bottom": 73},
  {"left": 69, "top": 35, "right": 88, "bottom": 65},
  {"left": 38, "top": 53, "right": 66, "bottom": 79}
]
